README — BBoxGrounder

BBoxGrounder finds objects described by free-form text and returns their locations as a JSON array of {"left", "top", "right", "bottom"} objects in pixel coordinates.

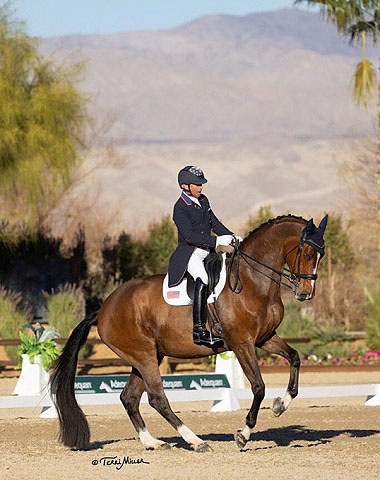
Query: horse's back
[{"left": 96, "top": 273, "right": 216, "bottom": 360}]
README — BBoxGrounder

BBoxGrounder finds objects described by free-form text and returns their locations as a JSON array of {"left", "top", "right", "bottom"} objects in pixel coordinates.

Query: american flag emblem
[{"left": 167, "top": 290, "right": 180, "bottom": 299}]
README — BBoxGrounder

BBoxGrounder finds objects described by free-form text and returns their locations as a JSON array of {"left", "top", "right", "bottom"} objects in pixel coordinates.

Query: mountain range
[{"left": 39, "top": 8, "right": 377, "bottom": 237}]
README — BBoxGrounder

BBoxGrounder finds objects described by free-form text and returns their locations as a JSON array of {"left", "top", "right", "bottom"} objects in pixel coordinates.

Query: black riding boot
[{"left": 193, "top": 278, "right": 223, "bottom": 346}]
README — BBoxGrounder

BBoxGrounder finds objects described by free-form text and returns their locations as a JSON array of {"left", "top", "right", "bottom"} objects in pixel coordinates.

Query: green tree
[
  {"left": 0, "top": 2, "right": 87, "bottom": 241},
  {"left": 365, "top": 287, "right": 380, "bottom": 349},
  {"left": 102, "top": 232, "right": 142, "bottom": 282},
  {"left": 243, "top": 205, "right": 274, "bottom": 236},
  {"left": 142, "top": 216, "right": 177, "bottom": 275},
  {"left": 322, "top": 213, "right": 355, "bottom": 270},
  {"left": 294, "top": 1, "right": 380, "bottom": 261}
]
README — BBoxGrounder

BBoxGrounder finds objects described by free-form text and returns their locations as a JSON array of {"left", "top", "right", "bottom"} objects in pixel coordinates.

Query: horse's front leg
[
  {"left": 233, "top": 344, "right": 265, "bottom": 450},
  {"left": 260, "top": 333, "right": 300, "bottom": 416}
]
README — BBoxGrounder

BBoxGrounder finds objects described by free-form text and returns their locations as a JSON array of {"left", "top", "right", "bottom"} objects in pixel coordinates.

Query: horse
[{"left": 51, "top": 214, "right": 328, "bottom": 452}]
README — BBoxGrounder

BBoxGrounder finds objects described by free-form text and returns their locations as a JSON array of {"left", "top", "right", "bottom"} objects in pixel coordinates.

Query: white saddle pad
[{"left": 163, "top": 253, "right": 227, "bottom": 306}]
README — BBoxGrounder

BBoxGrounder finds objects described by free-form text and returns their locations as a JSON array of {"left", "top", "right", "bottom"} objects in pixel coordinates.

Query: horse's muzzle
[{"left": 295, "top": 291, "right": 313, "bottom": 302}]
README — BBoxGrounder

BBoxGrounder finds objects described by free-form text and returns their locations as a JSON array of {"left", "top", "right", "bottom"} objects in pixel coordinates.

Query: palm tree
[{"left": 295, "top": 0, "right": 380, "bottom": 259}]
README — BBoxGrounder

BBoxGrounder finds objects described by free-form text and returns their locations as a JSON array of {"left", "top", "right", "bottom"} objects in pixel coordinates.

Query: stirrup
[{"left": 193, "top": 328, "right": 223, "bottom": 346}]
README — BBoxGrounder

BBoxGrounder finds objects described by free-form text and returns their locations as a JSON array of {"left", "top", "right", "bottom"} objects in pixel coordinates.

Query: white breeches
[{"left": 187, "top": 248, "right": 209, "bottom": 284}]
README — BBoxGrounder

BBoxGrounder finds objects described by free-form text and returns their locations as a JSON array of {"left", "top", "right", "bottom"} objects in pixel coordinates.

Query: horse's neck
[{"left": 242, "top": 222, "right": 303, "bottom": 271}]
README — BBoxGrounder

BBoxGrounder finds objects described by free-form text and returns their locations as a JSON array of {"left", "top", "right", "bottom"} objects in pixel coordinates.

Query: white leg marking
[
  {"left": 281, "top": 392, "right": 293, "bottom": 411},
  {"left": 240, "top": 425, "right": 251, "bottom": 441},
  {"left": 177, "top": 424, "right": 203, "bottom": 447},
  {"left": 138, "top": 428, "right": 166, "bottom": 449}
]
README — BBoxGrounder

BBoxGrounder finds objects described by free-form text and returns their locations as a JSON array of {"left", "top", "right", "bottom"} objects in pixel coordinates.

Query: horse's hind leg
[
  {"left": 138, "top": 361, "right": 212, "bottom": 452},
  {"left": 260, "top": 333, "right": 300, "bottom": 416},
  {"left": 120, "top": 367, "right": 171, "bottom": 450}
]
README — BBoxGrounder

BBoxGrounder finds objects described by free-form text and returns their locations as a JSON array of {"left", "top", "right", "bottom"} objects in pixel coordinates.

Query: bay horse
[{"left": 51, "top": 214, "right": 328, "bottom": 452}]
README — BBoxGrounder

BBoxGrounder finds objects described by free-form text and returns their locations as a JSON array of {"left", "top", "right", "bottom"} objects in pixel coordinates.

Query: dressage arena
[{"left": 1, "top": 369, "right": 379, "bottom": 480}]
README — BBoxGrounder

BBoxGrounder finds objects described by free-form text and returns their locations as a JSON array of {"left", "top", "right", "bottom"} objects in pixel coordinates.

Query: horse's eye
[{"left": 304, "top": 252, "right": 312, "bottom": 260}]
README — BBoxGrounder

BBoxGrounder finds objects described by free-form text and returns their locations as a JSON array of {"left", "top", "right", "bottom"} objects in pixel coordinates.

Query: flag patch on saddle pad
[
  {"left": 163, "top": 253, "right": 227, "bottom": 306},
  {"left": 167, "top": 290, "right": 180, "bottom": 299}
]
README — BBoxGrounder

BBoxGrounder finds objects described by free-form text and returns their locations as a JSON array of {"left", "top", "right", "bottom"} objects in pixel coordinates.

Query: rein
[{"left": 227, "top": 239, "right": 318, "bottom": 294}]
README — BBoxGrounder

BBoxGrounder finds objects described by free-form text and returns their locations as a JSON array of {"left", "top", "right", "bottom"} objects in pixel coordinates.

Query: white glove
[
  {"left": 233, "top": 234, "right": 243, "bottom": 243},
  {"left": 216, "top": 235, "right": 234, "bottom": 247}
]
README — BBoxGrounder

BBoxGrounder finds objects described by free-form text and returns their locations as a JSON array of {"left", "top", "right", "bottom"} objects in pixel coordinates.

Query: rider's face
[{"left": 183, "top": 183, "right": 203, "bottom": 198}]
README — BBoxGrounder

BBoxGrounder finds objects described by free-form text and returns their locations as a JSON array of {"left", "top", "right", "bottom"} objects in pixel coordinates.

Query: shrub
[
  {"left": 141, "top": 216, "right": 177, "bottom": 275},
  {"left": 0, "top": 286, "right": 32, "bottom": 360},
  {"left": 44, "top": 284, "right": 85, "bottom": 337},
  {"left": 275, "top": 300, "right": 314, "bottom": 357},
  {"left": 277, "top": 300, "right": 313, "bottom": 338},
  {"left": 306, "top": 325, "right": 353, "bottom": 360},
  {"left": 263, "top": 302, "right": 362, "bottom": 362},
  {"left": 44, "top": 284, "right": 91, "bottom": 359}
]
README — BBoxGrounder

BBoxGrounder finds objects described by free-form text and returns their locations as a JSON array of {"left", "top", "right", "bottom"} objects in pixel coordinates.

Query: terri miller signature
[{"left": 92, "top": 456, "right": 150, "bottom": 470}]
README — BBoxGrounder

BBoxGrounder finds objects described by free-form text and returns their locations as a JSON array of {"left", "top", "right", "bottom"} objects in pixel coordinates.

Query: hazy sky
[{"left": 13, "top": 1, "right": 310, "bottom": 37}]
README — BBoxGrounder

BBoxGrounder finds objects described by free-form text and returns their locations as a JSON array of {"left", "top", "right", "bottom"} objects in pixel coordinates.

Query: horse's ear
[
  {"left": 318, "top": 214, "right": 328, "bottom": 233},
  {"left": 306, "top": 218, "right": 314, "bottom": 233}
]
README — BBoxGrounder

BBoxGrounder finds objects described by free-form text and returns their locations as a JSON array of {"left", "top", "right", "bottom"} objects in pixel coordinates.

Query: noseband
[
  {"left": 283, "top": 242, "right": 319, "bottom": 283},
  {"left": 227, "top": 233, "right": 323, "bottom": 294}
]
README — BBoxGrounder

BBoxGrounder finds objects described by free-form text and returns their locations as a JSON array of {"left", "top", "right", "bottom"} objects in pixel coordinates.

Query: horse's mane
[{"left": 244, "top": 214, "right": 307, "bottom": 241}]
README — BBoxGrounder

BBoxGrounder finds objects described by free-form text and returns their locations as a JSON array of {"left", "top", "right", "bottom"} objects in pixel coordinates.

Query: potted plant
[{"left": 13, "top": 323, "right": 60, "bottom": 396}]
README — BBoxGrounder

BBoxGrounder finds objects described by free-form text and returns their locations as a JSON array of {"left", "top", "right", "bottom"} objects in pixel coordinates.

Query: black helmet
[{"left": 178, "top": 166, "right": 207, "bottom": 188}]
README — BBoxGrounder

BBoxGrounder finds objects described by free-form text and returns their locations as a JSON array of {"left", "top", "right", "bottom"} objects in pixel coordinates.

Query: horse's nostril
[{"left": 297, "top": 292, "right": 310, "bottom": 302}]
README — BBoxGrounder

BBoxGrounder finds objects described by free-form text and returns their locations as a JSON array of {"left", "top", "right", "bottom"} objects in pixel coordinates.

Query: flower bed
[{"left": 257, "top": 349, "right": 380, "bottom": 367}]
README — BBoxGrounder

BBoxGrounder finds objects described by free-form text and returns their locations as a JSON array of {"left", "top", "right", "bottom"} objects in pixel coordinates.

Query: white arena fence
[{"left": 0, "top": 354, "right": 378, "bottom": 418}]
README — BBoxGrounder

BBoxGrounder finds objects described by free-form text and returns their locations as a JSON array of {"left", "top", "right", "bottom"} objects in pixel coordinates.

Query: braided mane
[{"left": 245, "top": 214, "right": 307, "bottom": 240}]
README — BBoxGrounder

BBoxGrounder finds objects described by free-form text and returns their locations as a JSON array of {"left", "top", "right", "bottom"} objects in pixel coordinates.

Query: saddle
[{"left": 163, "top": 251, "right": 226, "bottom": 306}]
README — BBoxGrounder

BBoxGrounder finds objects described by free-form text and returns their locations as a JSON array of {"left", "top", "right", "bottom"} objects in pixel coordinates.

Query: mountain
[{"left": 39, "top": 8, "right": 376, "bottom": 237}]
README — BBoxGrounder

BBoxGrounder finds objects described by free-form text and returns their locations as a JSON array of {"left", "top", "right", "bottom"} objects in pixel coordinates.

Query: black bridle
[{"left": 227, "top": 234, "right": 322, "bottom": 294}]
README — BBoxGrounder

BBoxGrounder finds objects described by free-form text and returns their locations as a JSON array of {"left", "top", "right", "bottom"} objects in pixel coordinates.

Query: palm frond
[
  {"left": 352, "top": 59, "right": 377, "bottom": 110},
  {"left": 294, "top": 0, "right": 359, "bottom": 32},
  {"left": 295, "top": 1, "right": 379, "bottom": 39},
  {"left": 348, "top": 20, "right": 379, "bottom": 44}
]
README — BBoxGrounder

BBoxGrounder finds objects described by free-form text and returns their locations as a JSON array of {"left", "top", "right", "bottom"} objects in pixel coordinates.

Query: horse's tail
[{"left": 50, "top": 312, "right": 98, "bottom": 450}]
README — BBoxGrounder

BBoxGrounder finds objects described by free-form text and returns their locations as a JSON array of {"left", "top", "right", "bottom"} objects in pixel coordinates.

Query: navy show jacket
[{"left": 167, "top": 192, "right": 233, "bottom": 287}]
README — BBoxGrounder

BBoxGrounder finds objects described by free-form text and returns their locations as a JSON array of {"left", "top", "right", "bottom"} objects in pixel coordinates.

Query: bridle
[{"left": 227, "top": 232, "right": 323, "bottom": 294}]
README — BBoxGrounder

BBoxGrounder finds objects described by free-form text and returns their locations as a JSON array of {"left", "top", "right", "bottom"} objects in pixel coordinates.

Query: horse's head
[{"left": 284, "top": 215, "right": 328, "bottom": 301}]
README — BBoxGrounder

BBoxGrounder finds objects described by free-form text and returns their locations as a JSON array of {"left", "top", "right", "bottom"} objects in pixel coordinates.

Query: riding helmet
[{"left": 178, "top": 166, "right": 208, "bottom": 188}]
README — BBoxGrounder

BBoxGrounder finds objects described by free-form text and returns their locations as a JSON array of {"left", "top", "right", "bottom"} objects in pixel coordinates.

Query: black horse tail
[{"left": 50, "top": 312, "right": 98, "bottom": 450}]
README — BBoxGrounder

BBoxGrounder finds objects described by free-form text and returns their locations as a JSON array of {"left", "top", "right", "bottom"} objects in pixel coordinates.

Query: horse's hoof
[
  {"left": 235, "top": 430, "right": 248, "bottom": 449},
  {"left": 273, "top": 397, "right": 286, "bottom": 417},
  {"left": 195, "top": 442, "right": 213, "bottom": 453}
]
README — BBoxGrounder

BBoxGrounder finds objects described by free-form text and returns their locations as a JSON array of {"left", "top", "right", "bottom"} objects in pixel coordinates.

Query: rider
[{"left": 168, "top": 166, "right": 242, "bottom": 347}]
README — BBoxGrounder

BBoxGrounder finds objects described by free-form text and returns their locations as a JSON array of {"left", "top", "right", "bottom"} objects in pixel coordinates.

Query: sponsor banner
[{"left": 74, "top": 374, "right": 230, "bottom": 394}]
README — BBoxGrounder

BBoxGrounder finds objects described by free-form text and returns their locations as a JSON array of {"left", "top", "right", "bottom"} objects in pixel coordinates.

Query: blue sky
[{"left": 13, "top": 1, "right": 309, "bottom": 37}]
